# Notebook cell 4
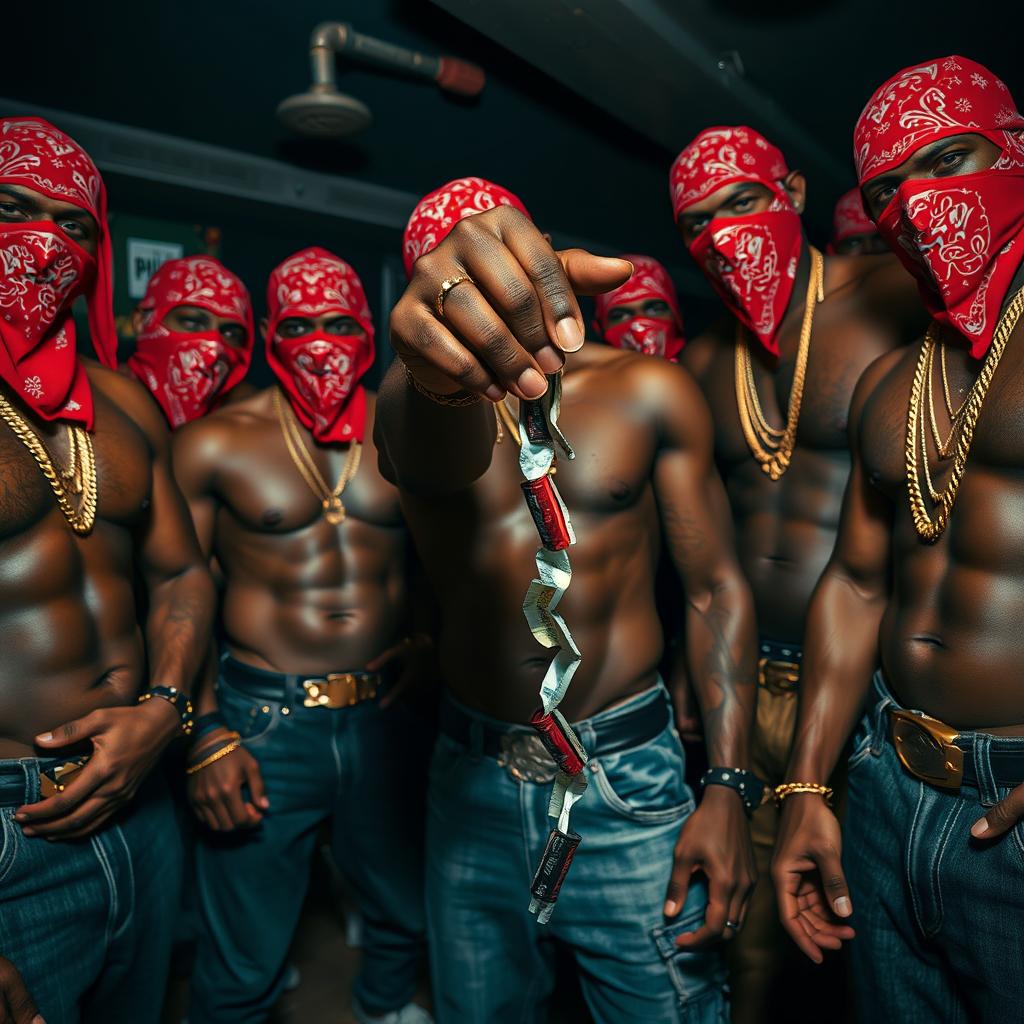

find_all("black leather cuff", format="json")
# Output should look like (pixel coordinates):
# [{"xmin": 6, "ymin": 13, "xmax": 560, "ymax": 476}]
[{"xmin": 700, "ymin": 767, "xmax": 769, "ymax": 818}]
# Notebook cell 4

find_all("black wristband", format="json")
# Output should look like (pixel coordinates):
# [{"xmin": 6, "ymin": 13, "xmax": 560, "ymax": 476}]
[
  {"xmin": 138, "ymin": 685, "xmax": 195, "ymax": 737},
  {"xmin": 193, "ymin": 712, "xmax": 229, "ymax": 742},
  {"xmin": 700, "ymin": 767, "xmax": 769, "ymax": 818}
]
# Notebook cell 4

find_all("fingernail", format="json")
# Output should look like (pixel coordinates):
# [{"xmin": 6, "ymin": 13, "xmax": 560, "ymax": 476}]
[
  {"xmin": 21, "ymin": 828, "xmax": 34, "ymax": 837},
  {"xmin": 33, "ymin": 1016, "xmax": 47, "ymax": 1024},
  {"xmin": 14, "ymin": 812, "xmax": 25, "ymax": 822},
  {"xmin": 36, "ymin": 732, "xmax": 52, "ymax": 742},
  {"xmin": 517, "ymin": 368, "xmax": 547, "ymax": 398},
  {"xmin": 485, "ymin": 384, "xmax": 506, "ymax": 403},
  {"xmin": 260, "ymin": 798, "xmax": 270, "ymax": 809},
  {"xmin": 663, "ymin": 901, "xmax": 678, "ymax": 917},
  {"xmin": 535, "ymin": 345, "xmax": 565, "ymax": 375},
  {"xmin": 554, "ymin": 318, "xmax": 584, "ymax": 353},
  {"xmin": 834, "ymin": 897, "xmax": 852, "ymax": 917},
  {"xmin": 971, "ymin": 818, "xmax": 989, "ymax": 837}
]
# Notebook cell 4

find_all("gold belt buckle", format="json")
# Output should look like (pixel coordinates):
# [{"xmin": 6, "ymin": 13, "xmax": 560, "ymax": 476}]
[
  {"xmin": 497, "ymin": 733, "xmax": 558, "ymax": 785},
  {"xmin": 889, "ymin": 708, "xmax": 963, "ymax": 790},
  {"xmin": 757, "ymin": 658, "xmax": 801, "ymax": 694},
  {"xmin": 39, "ymin": 758, "xmax": 89, "ymax": 798},
  {"xmin": 302, "ymin": 673, "xmax": 378, "ymax": 709}
]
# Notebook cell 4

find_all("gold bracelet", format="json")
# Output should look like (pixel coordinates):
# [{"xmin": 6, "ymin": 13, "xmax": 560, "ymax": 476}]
[
  {"xmin": 774, "ymin": 782, "xmax": 834, "ymax": 807},
  {"xmin": 189, "ymin": 729, "xmax": 241, "ymax": 760},
  {"xmin": 186, "ymin": 739, "xmax": 241, "ymax": 776},
  {"xmin": 404, "ymin": 364, "xmax": 482, "ymax": 407}
]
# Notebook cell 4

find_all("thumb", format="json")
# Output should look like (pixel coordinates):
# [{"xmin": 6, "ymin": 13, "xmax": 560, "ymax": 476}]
[
  {"xmin": 244, "ymin": 757, "xmax": 270, "ymax": 811},
  {"xmin": 972, "ymin": 783, "xmax": 1024, "ymax": 840},
  {"xmin": 557, "ymin": 250, "xmax": 633, "ymax": 297},
  {"xmin": 814, "ymin": 847, "xmax": 852, "ymax": 918},
  {"xmin": 36, "ymin": 711, "xmax": 100, "ymax": 748}
]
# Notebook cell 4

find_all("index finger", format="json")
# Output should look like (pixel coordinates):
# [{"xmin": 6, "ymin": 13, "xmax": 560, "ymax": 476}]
[{"xmin": 15, "ymin": 760, "xmax": 104, "ymax": 823}]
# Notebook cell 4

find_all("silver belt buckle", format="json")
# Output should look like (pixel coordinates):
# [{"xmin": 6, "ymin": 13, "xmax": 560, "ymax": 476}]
[{"xmin": 497, "ymin": 732, "xmax": 557, "ymax": 784}]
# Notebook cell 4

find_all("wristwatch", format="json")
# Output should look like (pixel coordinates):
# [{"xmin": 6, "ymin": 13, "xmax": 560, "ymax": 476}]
[
  {"xmin": 138, "ymin": 685, "xmax": 195, "ymax": 737},
  {"xmin": 700, "ymin": 767, "xmax": 770, "ymax": 818}
]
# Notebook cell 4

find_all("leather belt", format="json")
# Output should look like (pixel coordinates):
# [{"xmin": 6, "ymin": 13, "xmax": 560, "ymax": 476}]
[
  {"xmin": 441, "ymin": 690, "xmax": 670, "ymax": 785},
  {"xmin": 888, "ymin": 707, "xmax": 1024, "ymax": 791},
  {"xmin": 0, "ymin": 756, "xmax": 91, "ymax": 806},
  {"xmin": 221, "ymin": 655, "xmax": 380, "ymax": 710},
  {"xmin": 758, "ymin": 659, "xmax": 800, "ymax": 695}
]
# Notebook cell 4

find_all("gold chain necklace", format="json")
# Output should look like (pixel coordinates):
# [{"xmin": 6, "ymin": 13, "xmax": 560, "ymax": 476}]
[
  {"xmin": 0, "ymin": 392, "xmax": 97, "ymax": 535},
  {"xmin": 273, "ymin": 389, "xmax": 361, "ymax": 525},
  {"xmin": 906, "ymin": 287, "xmax": 1024, "ymax": 542},
  {"xmin": 734, "ymin": 246, "xmax": 825, "ymax": 480}
]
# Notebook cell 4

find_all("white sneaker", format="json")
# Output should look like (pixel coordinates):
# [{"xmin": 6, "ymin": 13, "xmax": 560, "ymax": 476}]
[{"xmin": 351, "ymin": 998, "xmax": 433, "ymax": 1024}]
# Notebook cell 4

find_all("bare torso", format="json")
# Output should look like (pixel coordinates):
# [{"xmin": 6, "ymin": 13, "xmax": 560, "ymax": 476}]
[
  {"xmin": 400, "ymin": 344, "xmax": 671, "ymax": 722},
  {"xmin": 684, "ymin": 253, "xmax": 918, "ymax": 642},
  {"xmin": 182, "ymin": 388, "xmax": 407, "ymax": 675},
  {"xmin": 0, "ymin": 368, "xmax": 155, "ymax": 757},
  {"xmin": 860, "ymin": 319, "xmax": 1024, "ymax": 732}
]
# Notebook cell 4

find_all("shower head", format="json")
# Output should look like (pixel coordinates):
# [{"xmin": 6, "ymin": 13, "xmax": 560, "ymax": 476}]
[
  {"xmin": 278, "ymin": 22, "xmax": 485, "ymax": 139},
  {"xmin": 277, "ymin": 84, "xmax": 372, "ymax": 138}
]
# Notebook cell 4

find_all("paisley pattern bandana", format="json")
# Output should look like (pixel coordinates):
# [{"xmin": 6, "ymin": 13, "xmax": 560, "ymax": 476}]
[
  {"xmin": 671, "ymin": 126, "xmax": 801, "ymax": 355},
  {"xmin": 265, "ymin": 247, "xmax": 375, "ymax": 443},
  {"xmin": 855, "ymin": 56, "xmax": 1024, "ymax": 356},
  {"xmin": 828, "ymin": 187, "xmax": 878, "ymax": 251},
  {"xmin": 402, "ymin": 176, "xmax": 531, "ymax": 277},
  {"xmin": 128, "ymin": 256, "xmax": 254, "ymax": 427},
  {"xmin": 0, "ymin": 117, "xmax": 117, "ymax": 428},
  {"xmin": 593, "ymin": 254, "xmax": 685, "ymax": 360}
]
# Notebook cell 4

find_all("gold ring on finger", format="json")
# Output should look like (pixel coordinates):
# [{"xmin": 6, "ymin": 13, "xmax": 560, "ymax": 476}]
[{"xmin": 435, "ymin": 275, "xmax": 474, "ymax": 319}]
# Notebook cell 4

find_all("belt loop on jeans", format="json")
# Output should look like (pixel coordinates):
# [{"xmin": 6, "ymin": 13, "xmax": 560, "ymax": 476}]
[
  {"xmin": 869, "ymin": 674, "xmax": 892, "ymax": 756},
  {"xmin": 972, "ymin": 735, "xmax": 999, "ymax": 807}
]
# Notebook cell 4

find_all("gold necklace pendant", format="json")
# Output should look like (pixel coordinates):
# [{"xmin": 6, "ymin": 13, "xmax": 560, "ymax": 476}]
[
  {"xmin": 734, "ymin": 246, "xmax": 825, "ymax": 480},
  {"xmin": 323, "ymin": 496, "xmax": 346, "ymax": 525},
  {"xmin": 905, "ymin": 288, "xmax": 1024, "ymax": 542}
]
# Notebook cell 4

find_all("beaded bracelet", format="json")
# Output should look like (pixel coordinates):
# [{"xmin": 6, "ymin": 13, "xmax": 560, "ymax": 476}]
[{"xmin": 774, "ymin": 782, "xmax": 835, "ymax": 807}]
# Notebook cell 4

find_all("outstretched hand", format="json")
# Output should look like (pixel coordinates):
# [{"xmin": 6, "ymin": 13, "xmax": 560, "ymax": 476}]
[{"xmin": 391, "ymin": 205, "xmax": 632, "ymax": 400}]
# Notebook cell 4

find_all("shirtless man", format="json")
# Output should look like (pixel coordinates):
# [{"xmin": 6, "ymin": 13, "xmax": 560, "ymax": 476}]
[
  {"xmin": 592, "ymin": 254, "xmax": 686, "ymax": 360},
  {"xmin": 772, "ymin": 56, "xmax": 1024, "ymax": 1023},
  {"xmin": 173, "ymin": 247, "xmax": 430, "ymax": 1024},
  {"xmin": 125, "ymin": 254, "xmax": 255, "ymax": 429},
  {"xmin": 670, "ymin": 126, "xmax": 923, "ymax": 1022},
  {"xmin": 827, "ymin": 188, "xmax": 888, "ymax": 257},
  {"xmin": 0, "ymin": 117, "xmax": 214, "ymax": 1023},
  {"xmin": 377, "ymin": 177, "xmax": 757, "ymax": 1024}
]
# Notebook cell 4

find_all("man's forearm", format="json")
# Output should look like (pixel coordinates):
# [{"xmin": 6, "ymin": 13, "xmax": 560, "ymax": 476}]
[
  {"xmin": 376, "ymin": 359, "xmax": 497, "ymax": 494},
  {"xmin": 686, "ymin": 578, "xmax": 757, "ymax": 767},
  {"xmin": 145, "ymin": 564, "xmax": 216, "ymax": 695},
  {"xmin": 786, "ymin": 567, "xmax": 886, "ymax": 781}
]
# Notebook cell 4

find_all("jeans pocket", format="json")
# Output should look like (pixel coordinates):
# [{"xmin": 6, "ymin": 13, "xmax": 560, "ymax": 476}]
[
  {"xmin": 591, "ymin": 730, "xmax": 694, "ymax": 825},
  {"xmin": 652, "ymin": 906, "xmax": 729, "ymax": 1023},
  {"xmin": 215, "ymin": 681, "xmax": 282, "ymax": 743},
  {"xmin": 0, "ymin": 808, "xmax": 22, "ymax": 885},
  {"xmin": 847, "ymin": 714, "xmax": 875, "ymax": 773}
]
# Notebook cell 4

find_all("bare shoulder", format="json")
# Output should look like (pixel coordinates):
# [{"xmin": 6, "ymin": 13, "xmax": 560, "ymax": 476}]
[
  {"xmin": 680, "ymin": 316, "xmax": 732, "ymax": 384},
  {"xmin": 172, "ymin": 387, "xmax": 274, "ymax": 480},
  {"xmin": 87, "ymin": 362, "xmax": 167, "ymax": 450},
  {"xmin": 851, "ymin": 345, "xmax": 914, "ymax": 426}
]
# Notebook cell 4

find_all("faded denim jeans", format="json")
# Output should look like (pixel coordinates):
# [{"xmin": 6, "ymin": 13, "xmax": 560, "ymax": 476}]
[
  {"xmin": 0, "ymin": 766, "xmax": 181, "ymax": 1024},
  {"xmin": 427, "ymin": 682, "xmax": 727, "ymax": 1024},
  {"xmin": 844, "ymin": 672, "xmax": 1024, "ymax": 1022}
]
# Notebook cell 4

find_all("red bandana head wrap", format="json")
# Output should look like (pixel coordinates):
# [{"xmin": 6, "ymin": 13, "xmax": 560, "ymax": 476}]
[
  {"xmin": 855, "ymin": 56, "xmax": 1024, "ymax": 357},
  {"xmin": 0, "ymin": 117, "xmax": 117, "ymax": 429},
  {"xmin": 828, "ymin": 187, "xmax": 878, "ymax": 252},
  {"xmin": 402, "ymin": 176, "xmax": 531, "ymax": 277},
  {"xmin": 670, "ymin": 126, "xmax": 802, "ymax": 355},
  {"xmin": 128, "ymin": 256, "xmax": 253, "ymax": 428},
  {"xmin": 266, "ymin": 247, "xmax": 374, "ymax": 444},
  {"xmin": 593, "ymin": 254, "xmax": 685, "ymax": 360}
]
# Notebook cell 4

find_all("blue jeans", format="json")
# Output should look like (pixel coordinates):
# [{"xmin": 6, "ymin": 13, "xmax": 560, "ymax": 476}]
[
  {"xmin": 189, "ymin": 657, "xmax": 429, "ymax": 1024},
  {"xmin": 0, "ymin": 765, "xmax": 181, "ymax": 1024},
  {"xmin": 427, "ymin": 683, "xmax": 727, "ymax": 1024},
  {"xmin": 844, "ymin": 672, "xmax": 1024, "ymax": 1022}
]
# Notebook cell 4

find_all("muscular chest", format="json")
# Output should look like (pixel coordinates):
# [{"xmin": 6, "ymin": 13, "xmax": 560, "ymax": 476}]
[
  {"xmin": 215, "ymin": 424, "xmax": 403, "ymax": 538},
  {"xmin": 0, "ymin": 395, "xmax": 151, "ymax": 540}
]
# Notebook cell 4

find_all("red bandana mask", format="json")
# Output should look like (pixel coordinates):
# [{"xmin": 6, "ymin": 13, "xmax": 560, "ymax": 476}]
[
  {"xmin": 128, "ymin": 256, "xmax": 253, "ymax": 427},
  {"xmin": 0, "ymin": 117, "xmax": 117, "ymax": 428},
  {"xmin": 266, "ymin": 247, "xmax": 374, "ymax": 443},
  {"xmin": 670, "ymin": 126, "xmax": 801, "ymax": 355},
  {"xmin": 403, "ymin": 176, "xmax": 531, "ymax": 278},
  {"xmin": 855, "ymin": 56, "xmax": 1024, "ymax": 358},
  {"xmin": 593, "ymin": 254, "xmax": 685, "ymax": 360},
  {"xmin": 827, "ymin": 187, "xmax": 878, "ymax": 253}
]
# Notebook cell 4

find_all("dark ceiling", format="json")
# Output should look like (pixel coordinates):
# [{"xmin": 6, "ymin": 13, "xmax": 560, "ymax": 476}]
[{"xmin": 2, "ymin": 0, "xmax": 1017, "ymax": 275}]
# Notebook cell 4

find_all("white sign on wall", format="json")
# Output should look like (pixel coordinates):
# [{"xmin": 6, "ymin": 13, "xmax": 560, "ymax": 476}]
[{"xmin": 126, "ymin": 238, "xmax": 185, "ymax": 299}]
